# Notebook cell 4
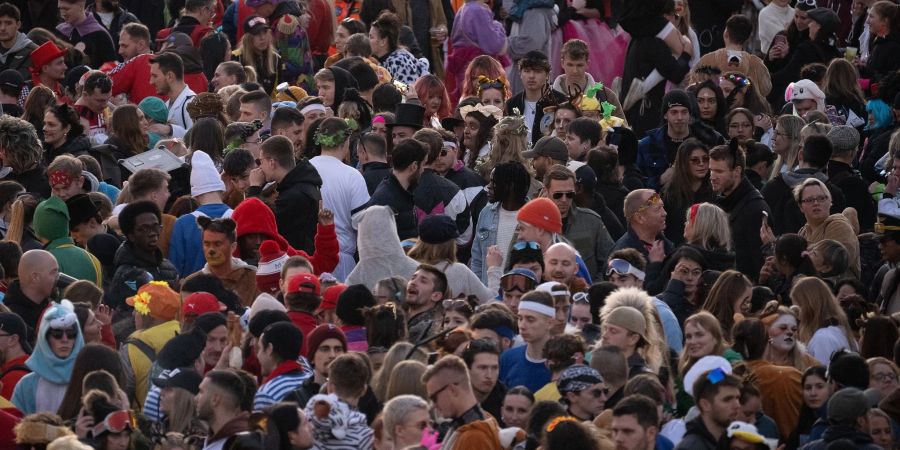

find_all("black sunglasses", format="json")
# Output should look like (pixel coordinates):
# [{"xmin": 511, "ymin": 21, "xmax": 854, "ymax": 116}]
[
  {"xmin": 48, "ymin": 328, "xmax": 77, "ymax": 340},
  {"xmin": 551, "ymin": 191, "xmax": 575, "ymax": 200}
]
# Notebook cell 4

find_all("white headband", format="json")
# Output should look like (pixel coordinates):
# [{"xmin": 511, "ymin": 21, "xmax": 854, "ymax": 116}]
[
  {"xmin": 518, "ymin": 301, "xmax": 555, "ymax": 317},
  {"xmin": 442, "ymin": 140, "xmax": 458, "ymax": 150},
  {"xmin": 300, "ymin": 103, "xmax": 327, "ymax": 115}
]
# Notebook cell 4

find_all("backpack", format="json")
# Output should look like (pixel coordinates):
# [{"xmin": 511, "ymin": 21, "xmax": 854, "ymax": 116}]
[{"xmin": 119, "ymin": 337, "xmax": 164, "ymax": 402}]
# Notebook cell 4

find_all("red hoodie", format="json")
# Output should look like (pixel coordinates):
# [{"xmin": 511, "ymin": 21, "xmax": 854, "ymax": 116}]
[{"xmin": 231, "ymin": 198, "xmax": 339, "ymax": 274}]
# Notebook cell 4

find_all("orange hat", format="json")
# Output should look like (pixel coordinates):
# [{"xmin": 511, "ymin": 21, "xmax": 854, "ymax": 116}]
[
  {"xmin": 516, "ymin": 198, "xmax": 562, "ymax": 234},
  {"xmin": 126, "ymin": 281, "xmax": 181, "ymax": 321},
  {"xmin": 30, "ymin": 41, "xmax": 67, "ymax": 76}
]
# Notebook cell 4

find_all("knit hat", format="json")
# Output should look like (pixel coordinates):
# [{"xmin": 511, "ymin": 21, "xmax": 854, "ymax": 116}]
[
  {"xmin": 683, "ymin": 355, "xmax": 733, "ymax": 397},
  {"xmin": 418, "ymin": 215, "xmax": 459, "ymax": 244},
  {"xmin": 126, "ymin": 281, "xmax": 181, "ymax": 321},
  {"xmin": 157, "ymin": 329, "xmax": 206, "ymax": 369},
  {"xmin": 517, "ymin": 198, "xmax": 562, "ymax": 234},
  {"xmin": 65, "ymin": 193, "xmax": 100, "ymax": 229},
  {"xmin": 190, "ymin": 150, "xmax": 226, "ymax": 197},
  {"xmin": 248, "ymin": 292, "xmax": 287, "ymax": 319},
  {"xmin": 806, "ymin": 8, "xmax": 840, "ymax": 36},
  {"xmin": 256, "ymin": 240, "xmax": 288, "ymax": 295},
  {"xmin": 827, "ymin": 388, "xmax": 869, "ymax": 426},
  {"xmin": 306, "ymin": 324, "xmax": 348, "ymax": 358},
  {"xmin": 139, "ymin": 97, "xmax": 169, "ymax": 124},
  {"xmin": 604, "ymin": 306, "xmax": 647, "ymax": 343},
  {"xmin": 826, "ymin": 125, "xmax": 860, "ymax": 155},
  {"xmin": 791, "ymin": 79, "xmax": 826, "ymax": 113},
  {"xmin": 182, "ymin": 292, "xmax": 224, "ymax": 320},
  {"xmin": 193, "ymin": 312, "xmax": 227, "ymax": 335},
  {"xmin": 827, "ymin": 350, "xmax": 870, "ymax": 389},
  {"xmin": 33, "ymin": 196, "xmax": 70, "ymax": 241},
  {"xmin": 275, "ymin": 86, "xmax": 308, "ymax": 103},
  {"xmin": 287, "ymin": 273, "xmax": 321, "ymax": 296},
  {"xmin": 557, "ymin": 364, "xmax": 603, "ymax": 394},
  {"xmin": 336, "ymin": 284, "xmax": 376, "ymax": 327},
  {"xmin": 318, "ymin": 284, "xmax": 347, "ymax": 314},
  {"xmin": 662, "ymin": 89, "xmax": 693, "ymax": 115}
]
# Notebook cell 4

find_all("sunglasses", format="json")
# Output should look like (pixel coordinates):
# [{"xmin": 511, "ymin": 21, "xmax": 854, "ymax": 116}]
[
  {"xmin": 572, "ymin": 292, "xmax": 590, "ymax": 305},
  {"xmin": 500, "ymin": 274, "xmax": 536, "ymax": 293},
  {"xmin": 588, "ymin": 387, "xmax": 610, "ymax": 398},
  {"xmin": 551, "ymin": 191, "xmax": 575, "ymax": 200},
  {"xmin": 513, "ymin": 241, "xmax": 541, "ymax": 251},
  {"xmin": 48, "ymin": 328, "xmax": 77, "ymax": 340}
]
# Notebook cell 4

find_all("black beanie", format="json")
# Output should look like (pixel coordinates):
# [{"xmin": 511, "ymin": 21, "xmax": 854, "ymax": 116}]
[
  {"xmin": 249, "ymin": 309, "xmax": 291, "ymax": 338},
  {"xmin": 193, "ymin": 312, "xmax": 227, "ymax": 335},
  {"xmin": 661, "ymin": 89, "xmax": 694, "ymax": 115},
  {"xmin": 336, "ymin": 284, "xmax": 376, "ymax": 326},
  {"xmin": 828, "ymin": 350, "xmax": 870, "ymax": 390},
  {"xmin": 157, "ymin": 329, "xmax": 207, "ymax": 370}
]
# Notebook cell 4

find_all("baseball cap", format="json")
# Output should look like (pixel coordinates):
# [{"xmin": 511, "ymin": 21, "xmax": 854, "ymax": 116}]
[
  {"xmin": 523, "ymin": 136, "xmax": 567, "ymax": 161},
  {"xmin": 287, "ymin": 273, "xmax": 321, "ymax": 296},
  {"xmin": 182, "ymin": 292, "xmax": 225, "ymax": 319},
  {"xmin": 0, "ymin": 313, "xmax": 31, "ymax": 353},
  {"xmin": 152, "ymin": 368, "xmax": 203, "ymax": 395},
  {"xmin": 0, "ymin": 69, "xmax": 24, "ymax": 92}
]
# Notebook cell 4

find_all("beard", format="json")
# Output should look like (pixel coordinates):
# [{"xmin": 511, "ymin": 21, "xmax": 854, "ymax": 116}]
[{"xmin": 197, "ymin": 398, "xmax": 214, "ymax": 421}]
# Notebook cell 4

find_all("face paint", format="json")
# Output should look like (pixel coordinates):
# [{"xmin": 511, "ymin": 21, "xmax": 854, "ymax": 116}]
[{"xmin": 768, "ymin": 314, "xmax": 798, "ymax": 352}]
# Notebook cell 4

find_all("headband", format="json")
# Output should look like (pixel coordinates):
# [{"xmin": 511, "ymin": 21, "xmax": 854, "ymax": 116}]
[
  {"xmin": 518, "ymin": 301, "xmax": 555, "ymax": 317},
  {"xmin": 494, "ymin": 326, "xmax": 516, "ymax": 340},
  {"xmin": 442, "ymin": 140, "xmax": 458, "ymax": 150},
  {"xmin": 372, "ymin": 115, "xmax": 386, "ymax": 125},
  {"xmin": 689, "ymin": 203, "xmax": 701, "ymax": 225},
  {"xmin": 459, "ymin": 103, "xmax": 503, "ymax": 121},
  {"xmin": 49, "ymin": 170, "xmax": 74, "ymax": 187},
  {"xmin": 300, "ymin": 103, "xmax": 327, "ymax": 115}
]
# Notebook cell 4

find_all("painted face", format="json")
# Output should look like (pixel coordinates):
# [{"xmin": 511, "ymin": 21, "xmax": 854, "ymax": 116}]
[
  {"xmin": 768, "ymin": 314, "xmax": 798, "ymax": 352},
  {"xmin": 202, "ymin": 230, "xmax": 233, "ymax": 267}
]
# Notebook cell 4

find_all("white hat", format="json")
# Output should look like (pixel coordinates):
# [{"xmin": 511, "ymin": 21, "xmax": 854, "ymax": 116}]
[
  {"xmin": 790, "ymin": 79, "xmax": 826, "ymax": 114},
  {"xmin": 536, "ymin": 281, "xmax": 570, "ymax": 298},
  {"xmin": 190, "ymin": 150, "xmax": 226, "ymax": 197},
  {"xmin": 683, "ymin": 355, "xmax": 733, "ymax": 397}
]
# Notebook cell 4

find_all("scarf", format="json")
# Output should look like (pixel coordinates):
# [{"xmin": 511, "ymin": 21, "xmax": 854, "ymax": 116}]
[
  {"xmin": 261, "ymin": 360, "xmax": 305, "ymax": 385},
  {"xmin": 56, "ymin": 14, "xmax": 107, "ymax": 40}
]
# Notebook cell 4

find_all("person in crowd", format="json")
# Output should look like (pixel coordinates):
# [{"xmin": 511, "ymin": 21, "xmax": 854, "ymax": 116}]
[
  {"xmin": 687, "ymin": 81, "xmax": 727, "ymax": 136},
  {"xmin": 358, "ymin": 132, "xmax": 391, "ymax": 195},
  {"xmin": 662, "ymin": 139, "xmax": 714, "ymax": 245},
  {"xmin": 692, "ymin": 15, "xmax": 772, "ymax": 97},
  {"xmin": 611, "ymin": 394, "xmax": 660, "ymax": 450},
  {"xmin": 801, "ymin": 387, "xmax": 882, "ymax": 449},
  {"xmin": 793, "ymin": 178, "xmax": 860, "ymax": 276},
  {"xmin": 791, "ymin": 277, "xmax": 858, "ymax": 364},
  {"xmin": 12, "ymin": 300, "xmax": 85, "ymax": 414},
  {"xmin": 303, "ymin": 353, "xmax": 374, "ymax": 448},
  {"xmin": 861, "ymin": 1, "xmax": 900, "ymax": 82},
  {"xmin": 196, "ymin": 370, "xmax": 260, "ymax": 449},
  {"xmin": 499, "ymin": 290, "xmax": 553, "ymax": 392},
  {"xmin": 599, "ymin": 290, "xmax": 665, "ymax": 376},
  {"xmin": 0, "ymin": 4, "xmax": 38, "ymax": 80},
  {"xmin": 254, "ymin": 321, "xmax": 310, "ymax": 411},
  {"xmin": 289, "ymin": 324, "xmax": 346, "ymax": 407},
  {"xmin": 234, "ymin": 16, "xmax": 279, "ymax": 94},
  {"xmin": 404, "ymin": 265, "xmax": 449, "ymax": 342},
  {"xmin": 613, "ymin": 189, "xmax": 674, "ymax": 286},
  {"xmin": 681, "ymin": 202, "xmax": 735, "ymax": 272},
  {"xmin": 55, "ymin": 0, "xmax": 116, "ymax": 67},
  {"xmin": 182, "ymin": 217, "xmax": 257, "ymax": 306},
  {"xmin": 0, "ymin": 312, "xmax": 32, "ymax": 401},
  {"xmin": 471, "ymin": 161, "xmax": 531, "ymax": 281},
  {"xmin": 108, "ymin": 23, "xmax": 154, "ymax": 103},
  {"xmin": 345, "ymin": 204, "xmax": 419, "ymax": 289},
  {"xmin": 461, "ymin": 338, "xmax": 504, "ymax": 421},
  {"xmin": 42, "ymin": 104, "xmax": 90, "ymax": 165},
  {"xmin": 0, "ymin": 116, "xmax": 50, "ymax": 198},
  {"xmin": 675, "ymin": 368, "xmax": 742, "ymax": 450},
  {"xmin": 368, "ymin": 11, "xmax": 427, "ymax": 85},
  {"xmin": 827, "ymin": 125, "xmax": 875, "ymax": 232},
  {"xmin": 106, "ymin": 104, "xmax": 149, "ymax": 158},
  {"xmin": 557, "ymin": 364, "xmax": 607, "ymax": 422},
  {"xmin": 382, "ymin": 394, "xmax": 431, "ymax": 449},
  {"xmin": 282, "ymin": 273, "xmax": 321, "ymax": 354},
  {"xmin": 148, "ymin": 52, "xmax": 195, "ymax": 138},
  {"xmin": 3, "ymin": 250, "xmax": 57, "ymax": 339},
  {"xmin": 771, "ymin": 8, "xmax": 841, "ymax": 108},
  {"xmin": 759, "ymin": 303, "xmax": 819, "ymax": 371}
]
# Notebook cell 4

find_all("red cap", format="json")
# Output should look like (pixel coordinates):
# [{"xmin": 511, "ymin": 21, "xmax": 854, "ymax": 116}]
[
  {"xmin": 317, "ymin": 284, "xmax": 347, "ymax": 313},
  {"xmin": 30, "ymin": 42, "xmax": 67, "ymax": 75},
  {"xmin": 287, "ymin": 273, "xmax": 321, "ymax": 296},
  {"xmin": 182, "ymin": 292, "xmax": 224, "ymax": 318}
]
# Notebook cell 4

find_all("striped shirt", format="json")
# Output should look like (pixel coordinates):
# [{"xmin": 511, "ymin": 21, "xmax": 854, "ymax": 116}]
[{"xmin": 253, "ymin": 370, "xmax": 312, "ymax": 411}]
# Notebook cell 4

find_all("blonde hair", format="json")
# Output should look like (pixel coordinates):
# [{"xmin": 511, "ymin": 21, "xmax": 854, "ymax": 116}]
[
  {"xmin": 770, "ymin": 115, "xmax": 805, "ymax": 180},
  {"xmin": 790, "ymin": 277, "xmax": 857, "ymax": 348},
  {"xmin": 678, "ymin": 311, "xmax": 727, "ymax": 377},
  {"xmin": 47, "ymin": 154, "xmax": 84, "ymax": 178},
  {"xmin": 701, "ymin": 270, "xmax": 751, "ymax": 339},
  {"xmin": 372, "ymin": 342, "xmax": 427, "ymax": 403},
  {"xmin": 238, "ymin": 32, "xmax": 278, "ymax": 76},
  {"xmin": 165, "ymin": 386, "xmax": 199, "ymax": 434},
  {"xmin": 792, "ymin": 177, "xmax": 831, "ymax": 203},
  {"xmin": 686, "ymin": 202, "xmax": 732, "ymax": 251},
  {"xmin": 385, "ymin": 360, "xmax": 428, "ymax": 400},
  {"xmin": 481, "ymin": 115, "xmax": 530, "ymax": 180},
  {"xmin": 598, "ymin": 287, "xmax": 665, "ymax": 373}
]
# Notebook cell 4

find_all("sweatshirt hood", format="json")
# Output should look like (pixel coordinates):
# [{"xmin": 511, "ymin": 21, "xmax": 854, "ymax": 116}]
[
  {"xmin": 27, "ymin": 300, "xmax": 85, "ymax": 384},
  {"xmin": 165, "ymin": 33, "xmax": 204, "ymax": 74},
  {"xmin": 781, "ymin": 168, "xmax": 827, "ymax": 188},
  {"xmin": 278, "ymin": 160, "xmax": 323, "ymax": 192},
  {"xmin": 0, "ymin": 33, "xmax": 34, "ymax": 62},
  {"xmin": 33, "ymin": 196, "xmax": 70, "ymax": 241},
  {"xmin": 232, "ymin": 197, "xmax": 290, "ymax": 252},
  {"xmin": 354, "ymin": 205, "xmax": 408, "ymax": 259}
]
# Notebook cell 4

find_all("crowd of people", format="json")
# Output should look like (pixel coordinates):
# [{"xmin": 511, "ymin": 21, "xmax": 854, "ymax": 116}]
[{"xmin": 0, "ymin": 0, "xmax": 899, "ymax": 449}]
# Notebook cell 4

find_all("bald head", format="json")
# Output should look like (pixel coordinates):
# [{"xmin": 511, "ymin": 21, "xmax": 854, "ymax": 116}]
[
  {"xmin": 544, "ymin": 243, "xmax": 578, "ymax": 285},
  {"xmin": 18, "ymin": 250, "xmax": 58, "ymax": 300}
]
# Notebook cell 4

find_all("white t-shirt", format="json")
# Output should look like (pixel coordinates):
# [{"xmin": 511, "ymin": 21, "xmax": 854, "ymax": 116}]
[
  {"xmin": 496, "ymin": 207, "xmax": 518, "ymax": 267},
  {"xmin": 309, "ymin": 155, "xmax": 370, "ymax": 277},
  {"xmin": 523, "ymin": 100, "xmax": 537, "ymax": 143}
]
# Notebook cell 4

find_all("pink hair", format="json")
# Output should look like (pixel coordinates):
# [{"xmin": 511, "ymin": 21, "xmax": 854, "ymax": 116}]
[
  {"xmin": 460, "ymin": 55, "xmax": 510, "ymax": 103},
  {"xmin": 415, "ymin": 74, "xmax": 452, "ymax": 119}
]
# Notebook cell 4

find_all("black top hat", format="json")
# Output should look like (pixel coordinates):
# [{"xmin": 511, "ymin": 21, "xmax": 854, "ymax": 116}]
[
  {"xmin": 388, "ymin": 103, "xmax": 425, "ymax": 130},
  {"xmin": 440, "ymin": 116, "xmax": 464, "ymax": 130}
]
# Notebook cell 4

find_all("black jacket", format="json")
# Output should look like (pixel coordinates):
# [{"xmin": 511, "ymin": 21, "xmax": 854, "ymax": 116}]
[
  {"xmin": 621, "ymin": 37, "xmax": 692, "ymax": 136},
  {"xmin": 689, "ymin": 0, "xmax": 743, "ymax": 55},
  {"xmin": 274, "ymin": 160, "xmax": 322, "ymax": 255},
  {"xmin": 799, "ymin": 424, "xmax": 882, "ymax": 450},
  {"xmin": 675, "ymin": 416, "xmax": 722, "ymax": 450},
  {"xmin": 864, "ymin": 32, "xmax": 900, "ymax": 82},
  {"xmin": 663, "ymin": 178, "xmax": 715, "ymax": 245},
  {"xmin": 761, "ymin": 168, "xmax": 847, "ymax": 235},
  {"xmin": 368, "ymin": 174, "xmax": 417, "ymax": 240},
  {"xmin": 770, "ymin": 41, "xmax": 840, "ymax": 109},
  {"xmin": 89, "ymin": 6, "xmax": 139, "ymax": 51},
  {"xmin": 506, "ymin": 89, "xmax": 567, "ymax": 146},
  {"xmin": 658, "ymin": 278, "xmax": 695, "ymax": 329},
  {"xmin": 3, "ymin": 281, "xmax": 50, "ymax": 345},
  {"xmin": 861, "ymin": 123, "xmax": 898, "ymax": 184},
  {"xmin": 105, "ymin": 241, "xmax": 179, "ymax": 311},
  {"xmin": 45, "ymin": 135, "xmax": 92, "ymax": 166},
  {"xmin": 596, "ymin": 181, "xmax": 629, "ymax": 228},
  {"xmin": 717, "ymin": 177, "xmax": 770, "ymax": 281},
  {"xmin": 828, "ymin": 160, "xmax": 876, "ymax": 232},
  {"xmin": 4, "ymin": 165, "xmax": 50, "ymax": 199},
  {"xmin": 686, "ymin": 244, "xmax": 735, "ymax": 272},
  {"xmin": 361, "ymin": 161, "xmax": 391, "ymax": 195},
  {"xmin": 55, "ymin": 26, "xmax": 117, "ymax": 68}
]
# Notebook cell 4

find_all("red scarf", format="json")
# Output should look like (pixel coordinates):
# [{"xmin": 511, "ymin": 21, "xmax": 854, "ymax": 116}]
[{"xmin": 261, "ymin": 360, "xmax": 305, "ymax": 385}]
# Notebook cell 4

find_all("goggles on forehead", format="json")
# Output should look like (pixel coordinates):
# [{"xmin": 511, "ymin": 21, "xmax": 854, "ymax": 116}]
[
  {"xmin": 606, "ymin": 259, "xmax": 646, "ymax": 281},
  {"xmin": 92, "ymin": 410, "xmax": 135, "ymax": 437}
]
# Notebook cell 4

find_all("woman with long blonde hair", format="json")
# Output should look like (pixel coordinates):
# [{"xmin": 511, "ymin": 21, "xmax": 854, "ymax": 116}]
[
  {"xmin": 770, "ymin": 115, "xmax": 805, "ymax": 179},
  {"xmin": 371, "ymin": 342, "xmax": 427, "ymax": 403},
  {"xmin": 234, "ymin": 15, "xmax": 280, "ymax": 94},
  {"xmin": 790, "ymin": 277, "xmax": 858, "ymax": 364},
  {"xmin": 385, "ymin": 360, "xmax": 428, "ymax": 400}
]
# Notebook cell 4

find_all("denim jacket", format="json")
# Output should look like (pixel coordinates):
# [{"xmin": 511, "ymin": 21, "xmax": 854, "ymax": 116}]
[{"xmin": 471, "ymin": 202, "xmax": 502, "ymax": 283}]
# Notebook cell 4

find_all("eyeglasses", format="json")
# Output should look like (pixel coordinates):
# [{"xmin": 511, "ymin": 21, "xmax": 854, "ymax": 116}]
[
  {"xmin": 501, "ymin": 274, "xmax": 536, "ymax": 293},
  {"xmin": 873, "ymin": 372, "xmax": 899, "ymax": 382},
  {"xmin": 427, "ymin": 382, "xmax": 457, "ymax": 403},
  {"xmin": 551, "ymin": 191, "xmax": 575, "ymax": 200},
  {"xmin": 513, "ymin": 241, "xmax": 541, "ymax": 251},
  {"xmin": 607, "ymin": 259, "xmax": 646, "ymax": 281},
  {"xmin": 800, "ymin": 195, "xmax": 829, "ymax": 205},
  {"xmin": 689, "ymin": 156, "xmax": 710, "ymax": 166},
  {"xmin": 587, "ymin": 387, "xmax": 610, "ymax": 398},
  {"xmin": 48, "ymin": 328, "xmax": 77, "ymax": 340}
]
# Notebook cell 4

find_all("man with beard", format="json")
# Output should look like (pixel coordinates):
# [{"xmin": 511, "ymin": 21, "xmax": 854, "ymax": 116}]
[
  {"xmin": 612, "ymin": 395, "xmax": 660, "ymax": 450},
  {"xmin": 270, "ymin": 107, "xmax": 304, "ymax": 154},
  {"xmin": 544, "ymin": 243, "xmax": 580, "ymax": 290},
  {"xmin": 284, "ymin": 324, "xmax": 347, "ymax": 407},
  {"xmin": 0, "ymin": 4, "xmax": 37, "ymax": 80},
  {"xmin": 405, "ymin": 265, "xmax": 449, "ymax": 342},
  {"xmin": 523, "ymin": 136, "xmax": 567, "ymax": 185},
  {"xmin": 183, "ymin": 217, "xmax": 258, "ymax": 307},
  {"xmin": 55, "ymin": 0, "xmax": 117, "ymax": 67},
  {"xmin": 3, "ymin": 251, "xmax": 57, "ymax": 342},
  {"xmin": 197, "ymin": 370, "xmax": 263, "ymax": 450},
  {"xmin": 366, "ymin": 138, "xmax": 428, "ymax": 240},
  {"xmin": 709, "ymin": 144, "xmax": 769, "ymax": 280},
  {"xmin": 0, "ymin": 312, "xmax": 31, "ymax": 400},
  {"xmin": 471, "ymin": 161, "xmax": 531, "ymax": 283},
  {"xmin": 29, "ymin": 41, "xmax": 68, "ymax": 100},
  {"xmin": 109, "ymin": 23, "xmax": 155, "ymax": 103},
  {"xmin": 87, "ymin": 0, "xmax": 138, "ymax": 49},
  {"xmin": 149, "ymin": 52, "xmax": 195, "ymax": 138},
  {"xmin": 558, "ymin": 364, "xmax": 608, "ymax": 421},
  {"xmin": 462, "ymin": 339, "xmax": 504, "ymax": 422},
  {"xmin": 676, "ymin": 370, "xmax": 742, "ymax": 450}
]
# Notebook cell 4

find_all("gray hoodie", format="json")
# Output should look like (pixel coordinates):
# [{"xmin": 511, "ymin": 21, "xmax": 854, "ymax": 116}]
[
  {"xmin": 0, "ymin": 33, "xmax": 37, "ymax": 80},
  {"xmin": 346, "ymin": 205, "xmax": 419, "ymax": 291}
]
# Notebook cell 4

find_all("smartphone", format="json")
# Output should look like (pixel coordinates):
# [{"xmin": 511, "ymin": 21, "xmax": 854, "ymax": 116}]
[{"xmin": 772, "ymin": 34, "xmax": 787, "ymax": 49}]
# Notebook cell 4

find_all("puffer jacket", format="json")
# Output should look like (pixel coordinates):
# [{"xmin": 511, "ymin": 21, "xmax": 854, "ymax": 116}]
[{"xmin": 106, "ymin": 241, "xmax": 179, "ymax": 311}]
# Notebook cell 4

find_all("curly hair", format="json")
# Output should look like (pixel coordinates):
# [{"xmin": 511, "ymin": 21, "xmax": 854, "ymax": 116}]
[{"xmin": 0, "ymin": 116, "xmax": 42, "ymax": 173}]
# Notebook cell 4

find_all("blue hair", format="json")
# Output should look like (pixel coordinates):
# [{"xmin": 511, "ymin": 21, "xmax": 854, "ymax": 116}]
[{"xmin": 866, "ymin": 99, "xmax": 894, "ymax": 131}]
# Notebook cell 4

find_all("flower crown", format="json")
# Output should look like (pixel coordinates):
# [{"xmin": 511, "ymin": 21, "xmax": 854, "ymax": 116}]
[
  {"xmin": 133, "ymin": 281, "xmax": 171, "ymax": 316},
  {"xmin": 722, "ymin": 73, "xmax": 751, "ymax": 88},
  {"xmin": 545, "ymin": 416, "xmax": 578, "ymax": 433}
]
